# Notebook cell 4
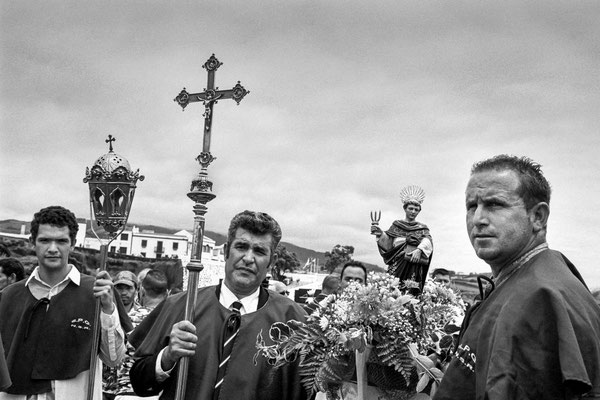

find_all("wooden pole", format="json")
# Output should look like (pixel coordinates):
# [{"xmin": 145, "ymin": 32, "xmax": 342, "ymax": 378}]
[{"xmin": 86, "ymin": 244, "xmax": 109, "ymax": 400}]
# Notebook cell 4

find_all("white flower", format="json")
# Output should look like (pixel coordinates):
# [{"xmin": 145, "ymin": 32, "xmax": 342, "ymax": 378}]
[{"xmin": 319, "ymin": 316, "xmax": 329, "ymax": 330}]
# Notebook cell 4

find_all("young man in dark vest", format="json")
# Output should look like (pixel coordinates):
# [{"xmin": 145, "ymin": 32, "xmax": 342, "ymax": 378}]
[{"xmin": 0, "ymin": 205, "xmax": 126, "ymax": 400}]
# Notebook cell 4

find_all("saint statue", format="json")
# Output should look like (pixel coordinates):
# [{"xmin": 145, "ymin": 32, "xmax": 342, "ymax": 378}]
[{"xmin": 371, "ymin": 185, "xmax": 433, "ymax": 289}]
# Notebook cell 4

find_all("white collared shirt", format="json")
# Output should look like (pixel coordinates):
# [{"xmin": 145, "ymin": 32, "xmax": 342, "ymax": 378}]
[
  {"xmin": 0, "ymin": 265, "xmax": 125, "ymax": 400},
  {"xmin": 219, "ymin": 282, "xmax": 260, "ymax": 315}
]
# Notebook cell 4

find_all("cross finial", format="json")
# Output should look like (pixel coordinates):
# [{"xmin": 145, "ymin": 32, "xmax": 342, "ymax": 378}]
[{"xmin": 105, "ymin": 135, "xmax": 116, "ymax": 152}]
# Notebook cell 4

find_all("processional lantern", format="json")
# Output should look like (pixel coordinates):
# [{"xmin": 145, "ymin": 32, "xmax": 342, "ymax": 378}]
[
  {"xmin": 84, "ymin": 134, "xmax": 144, "ymax": 236},
  {"xmin": 82, "ymin": 134, "xmax": 143, "ymax": 400}
]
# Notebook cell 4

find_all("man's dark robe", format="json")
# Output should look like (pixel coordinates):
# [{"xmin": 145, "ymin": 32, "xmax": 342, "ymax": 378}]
[
  {"xmin": 377, "ymin": 220, "xmax": 432, "ymax": 289},
  {"xmin": 0, "ymin": 332, "xmax": 10, "ymax": 391},
  {"xmin": 434, "ymin": 249, "xmax": 600, "ymax": 400},
  {"xmin": 129, "ymin": 285, "xmax": 308, "ymax": 400}
]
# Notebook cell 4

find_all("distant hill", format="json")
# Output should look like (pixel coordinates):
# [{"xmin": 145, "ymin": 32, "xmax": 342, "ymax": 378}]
[{"xmin": 0, "ymin": 219, "xmax": 30, "ymax": 235}]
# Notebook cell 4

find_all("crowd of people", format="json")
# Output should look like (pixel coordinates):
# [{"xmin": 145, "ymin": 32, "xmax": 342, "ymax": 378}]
[{"xmin": 1, "ymin": 154, "xmax": 599, "ymax": 399}]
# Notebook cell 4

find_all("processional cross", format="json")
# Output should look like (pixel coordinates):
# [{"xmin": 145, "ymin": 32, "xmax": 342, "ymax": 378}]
[
  {"xmin": 172, "ymin": 54, "xmax": 249, "ymax": 400},
  {"xmin": 174, "ymin": 54, "xmax": 249, "ymax": 156}
]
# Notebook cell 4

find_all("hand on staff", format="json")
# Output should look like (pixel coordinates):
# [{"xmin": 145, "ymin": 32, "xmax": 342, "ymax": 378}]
[
  {"xmin": 94, "ymin": 270, "xmax": 115, "ymax": 314},
  {"xmin": 161, "ymin": 321, "xmax": 197, "ymax": 371}
]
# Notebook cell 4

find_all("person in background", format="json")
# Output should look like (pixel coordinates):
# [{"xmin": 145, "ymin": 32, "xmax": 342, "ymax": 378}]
[
  {"xmin": 434, "ymin": 155, "xmax": 600, "ymax": 400},
  {"xmin": 139, "ymin": 270, "xmax": 169, "ymax": 310},
  {"xmin": 103, "ymin": 270, "xmax": 142, "ymax": 399},
  {"xmin": 113, "ymin": 271, "xmax": 139, "ymax": 313},
  {"xmin": 0, "ymin": 244, "xmax": 10, "ymax": 259},
  {"xmin": 129, "ymin": 210, "xmax": 308, "ymax": 400},
  {"xmin": 340, "ymin": 260, "xmax": 367, "ymax": 288},
  {"xmin": 431, "ymin": 268, "xmax": 451, "ymax": 287},
  {"xmin": 0, "ymin": 258, "xmax": 25, "ymax": 291},
  {"xmin": 303, "ymin": 274, "xmax": 341, "ymax": 314},
  {"xmin": 0, "ymin": 205, "xmax": 125, "ymax": 400},
  {"xmin": 136, "ymin": 268, "xmax": 152, "ymax": 305},
  {"xmin": 107, "ymin": 271, "xmax": 170, "ymax": 400}
]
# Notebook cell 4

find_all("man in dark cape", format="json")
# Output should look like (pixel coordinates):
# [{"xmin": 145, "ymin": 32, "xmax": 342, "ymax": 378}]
[
  {"xmin": 0, "ymin": 333, "xmax": 10, "ymax": 391},
  {"xmin": 435, "ymin": 155, "xmax": 600, "ymax": 399},
  {"xmin": 128, "ymin": 210, "xmax": 308, "ymax": 400}
]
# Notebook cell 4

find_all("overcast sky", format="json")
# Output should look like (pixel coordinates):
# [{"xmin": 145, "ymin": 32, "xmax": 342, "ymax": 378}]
[{"xmin": 2, "ymin": 1, "xmax": 599, "ymax": 287}]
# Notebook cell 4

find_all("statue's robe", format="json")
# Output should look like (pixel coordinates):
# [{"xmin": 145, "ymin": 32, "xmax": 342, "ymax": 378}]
[{"xmin": 377, "ymin": 220, "xmax": 433, "ymax": 289}]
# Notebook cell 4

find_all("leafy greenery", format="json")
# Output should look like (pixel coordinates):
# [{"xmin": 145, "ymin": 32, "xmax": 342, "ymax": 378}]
[
  {"xmin": 255, "ymin": 273, "xmax": 465, "ymax": 399},
  {"xmin": 324, "ymin": 244, "xmax": 355, "ymax": 273}
]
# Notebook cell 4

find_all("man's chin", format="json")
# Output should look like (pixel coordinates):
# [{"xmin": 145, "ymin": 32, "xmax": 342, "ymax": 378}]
[
  {"xmin": 229, "ymin": 275, "xmax": 260, "ymax": 292},
  {"xmin": 474, "ymin": 247, "xmax": 498, "ymax": 262},
  {"xmin": 42, "ymin": 260, "xmax": 66, "ymax": 268}
]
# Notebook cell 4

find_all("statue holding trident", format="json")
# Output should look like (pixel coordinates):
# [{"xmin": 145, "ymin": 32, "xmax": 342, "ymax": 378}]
[{"xmin": 371, "ymin": 185, "xmax": 433, "ymax": 290}]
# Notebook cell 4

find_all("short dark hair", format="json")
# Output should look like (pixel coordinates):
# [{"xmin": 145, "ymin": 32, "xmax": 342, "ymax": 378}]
[
  {"xmin": 0, "ymin": 258, "xmax": 25, "ymax": 282},
  {"xmin": 142, "ymin": 269, "xmax": 168, "ymax": 297},
  {"xmin": 471, "ymin": 155, "xmax": 551, "ymax": 211},
  {"xmin": 226, "ymin": 210, "xmax": 282, "ymax": 256},
  {"xmin": 321, "ymin": 274, "xmax": 341, "ymax": 294},
  {"xmin": 30, "ymin": 206, "xmax": 79, "ymax": 244},
  {"xmin": 432, "ymin": 268, "xmax": 450, "ymax": 277},
  {"xmin": 0, "ymin": 243, "xmax": 11, "ymax": 257},
  {"xmin": 340, "ymin": 261, "xmax": 367, "ymax": 283}
]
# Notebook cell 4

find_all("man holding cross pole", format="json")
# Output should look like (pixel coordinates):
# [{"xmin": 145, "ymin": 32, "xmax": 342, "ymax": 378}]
[
  {"xmin": 129, "ymin": 55, "xmax": 306, "ymax": 399},
  {"xmin": 129, "ymin": 211, "xmax": 308, "ymax": 400}
]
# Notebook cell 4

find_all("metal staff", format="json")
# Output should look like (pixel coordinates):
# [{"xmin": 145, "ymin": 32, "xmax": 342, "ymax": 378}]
[
  {"xmin": 83, "ymin": 135, "xmax": 144, "ymax": 400},
  {"xmin": 173, "ymin": 54, "xmax": 248, "ymax": 400}
]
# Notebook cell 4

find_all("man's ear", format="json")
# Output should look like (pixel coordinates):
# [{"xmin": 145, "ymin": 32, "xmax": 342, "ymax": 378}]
[
  {"xmin": 530, "ymin": 202, "xmax": 550, "ymax": 233},
  {"xmin": 270, "ymin": 253, "xmax": 279, "ymax": 268},
  {"xmin": 224, "ymin": 243, "xmax": 229, "ymax": 260}
]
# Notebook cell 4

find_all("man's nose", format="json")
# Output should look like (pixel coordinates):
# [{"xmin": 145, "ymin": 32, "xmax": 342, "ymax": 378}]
[
  {"xmin": 471, "ymin": 205, "xmax": 488, "ymax": 226},
  {"xmin": 47, "ymin": 241, "xmax": 59, "ymax": 252},
  {"xmin": 242, "ymin": 250, "xmax": 255, "ymax": 263}
]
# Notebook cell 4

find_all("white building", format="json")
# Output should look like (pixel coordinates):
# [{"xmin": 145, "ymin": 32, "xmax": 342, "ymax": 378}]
[{"xmin": 82, "ymin": 225, "xmax": 225, "ymax": 265}]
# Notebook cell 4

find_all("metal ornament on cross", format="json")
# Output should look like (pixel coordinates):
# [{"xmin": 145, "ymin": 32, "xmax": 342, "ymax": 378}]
[
  {"xmin": 173, "ymin": 54, "xmax": 249, "ymax": 400},
  {"xmin": 82, "ymin": 135, "xmax": 144, "ymax": 400}
]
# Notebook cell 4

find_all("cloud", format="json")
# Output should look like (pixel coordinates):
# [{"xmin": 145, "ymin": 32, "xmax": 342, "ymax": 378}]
[{"xmin": 2, "ymin": 0, "xmax": 599, "ymax": 287}]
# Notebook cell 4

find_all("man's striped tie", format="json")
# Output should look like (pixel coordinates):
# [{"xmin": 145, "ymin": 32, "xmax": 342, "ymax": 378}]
[{"xmin": 213, "ymin": 301, "xmax": 243, "ymax": 398}]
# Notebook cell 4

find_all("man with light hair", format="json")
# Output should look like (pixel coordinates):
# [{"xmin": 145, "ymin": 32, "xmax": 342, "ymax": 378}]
[{"xmin": 435, "ymin": 155, "xmax": 600, "ymax": 399}]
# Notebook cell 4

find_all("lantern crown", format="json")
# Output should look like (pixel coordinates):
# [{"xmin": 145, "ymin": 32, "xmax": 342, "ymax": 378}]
[{"xmin": 84, "ymin": 136, "xmax": 144, "ymax": 235}]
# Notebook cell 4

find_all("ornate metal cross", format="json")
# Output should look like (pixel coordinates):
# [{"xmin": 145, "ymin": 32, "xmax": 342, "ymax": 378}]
[
  {"xmin": 172, "ymin": 54, "xmax": 248, "ymax": 400},
  {"xmin": 174, "ymin": 54, "xmax": 249, "ymax": 156}
]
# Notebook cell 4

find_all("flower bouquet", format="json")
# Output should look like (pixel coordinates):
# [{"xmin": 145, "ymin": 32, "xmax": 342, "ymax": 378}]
[{"xmin": 255, "ymin": 272, "xmax": 464, "ymax": 400}]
